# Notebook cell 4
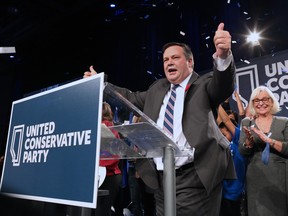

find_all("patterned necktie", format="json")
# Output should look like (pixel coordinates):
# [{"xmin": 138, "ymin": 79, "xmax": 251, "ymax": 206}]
[{"xmin": 163, "ymin": 84, "xmax": 179, "ymax": 137}]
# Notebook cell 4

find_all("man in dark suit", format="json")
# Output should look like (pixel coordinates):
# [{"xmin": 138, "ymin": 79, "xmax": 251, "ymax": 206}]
[{"xmin": 84, "ymin": 22, "xmax": 236, "ymax": 216}]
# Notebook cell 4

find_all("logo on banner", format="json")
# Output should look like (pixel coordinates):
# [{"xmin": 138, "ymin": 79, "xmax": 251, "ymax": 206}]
[
  {"xmin": 10, "ymin": 121, "xmax": 92, "ymax": 166},
  {"xmin": 235, "ymin": 64, "xmax": 260, "ymax": 108},
  {"xmin": 10, "ymin": 125, "xmax": 25, "ymax": 166},
  {"xmin": 235, "ymin": 58, "xmax": 288, "ymax": 112}
]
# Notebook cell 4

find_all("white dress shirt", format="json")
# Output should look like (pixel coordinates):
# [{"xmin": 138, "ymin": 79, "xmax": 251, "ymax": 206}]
[
  {"xmin": 153, "ymin": 53, "xmax": 233, "ymax": 170},
  {"xmin": 154, "ymin": 74, "xmax": 194, "ymax": 170}
]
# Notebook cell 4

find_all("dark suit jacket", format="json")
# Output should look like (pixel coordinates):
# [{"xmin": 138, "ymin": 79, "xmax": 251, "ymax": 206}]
[{"xmin": 107, "ymin": 61, "xmax": 237, "ymax": 194}]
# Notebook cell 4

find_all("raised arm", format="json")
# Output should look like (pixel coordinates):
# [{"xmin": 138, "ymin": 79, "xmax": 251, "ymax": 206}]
[
  {"xmin": 234, "ymin": 90, "xmax": 245, "ymax": 118},
  {"xmin": 83, "ymin": 65, "xmax": 97, "ymax": 78},
  {"xmin": 218, "ymin": 104, "xmax": 236, "ymax": 136}
]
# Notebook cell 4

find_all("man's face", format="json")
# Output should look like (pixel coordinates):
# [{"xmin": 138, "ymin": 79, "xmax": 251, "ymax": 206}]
[{"xmin": 163, "ymin": 45, "xmax": 193, "ymax": 84}]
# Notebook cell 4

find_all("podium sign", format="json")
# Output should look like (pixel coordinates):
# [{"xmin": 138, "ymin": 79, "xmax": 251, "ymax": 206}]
[{"xmin": 0, "ymin": 73, "xmax": 104, "ymax": 208}]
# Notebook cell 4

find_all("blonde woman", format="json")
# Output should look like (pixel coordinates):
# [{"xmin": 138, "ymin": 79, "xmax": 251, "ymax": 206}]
[{"xmin": 239, "ymin": 85, "xmax": 288, "ymax": 216}]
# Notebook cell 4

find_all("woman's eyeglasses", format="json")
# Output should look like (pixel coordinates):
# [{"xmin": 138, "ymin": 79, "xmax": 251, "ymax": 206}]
[{"xmin": 253, "ymin": 97, "xmax": 271, "ymax": 104}]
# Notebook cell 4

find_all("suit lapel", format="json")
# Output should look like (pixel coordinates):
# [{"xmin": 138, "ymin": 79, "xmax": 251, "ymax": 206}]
[
  {"xmin": 149, "ymin": 81, "xmax": 170, "ymax": 121},
  {"xmin": 185, "ymin": 72, "xmax": 199, "ymax": 97}
]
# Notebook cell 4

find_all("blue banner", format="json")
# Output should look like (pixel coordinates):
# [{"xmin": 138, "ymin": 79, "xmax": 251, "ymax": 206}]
[
  {"xmin": 0, "ymin": 73, "xmax": 104, "ymax": 208},
  {"xmin": 232, "ymin": 49, "xmax": 288, "ymax": 117}
]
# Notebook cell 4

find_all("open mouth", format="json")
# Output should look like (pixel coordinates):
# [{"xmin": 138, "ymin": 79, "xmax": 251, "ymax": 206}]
[{"xmin": 168, "ymin": 68, "xmax": 177, "ymax": 72}]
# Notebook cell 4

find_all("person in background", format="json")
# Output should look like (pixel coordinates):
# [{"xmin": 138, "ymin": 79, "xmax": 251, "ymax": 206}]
[
  {"xmin": 128, "ymin": 158, "xmax": 156, "ymax": 216},
  {"xmin": 127, "ymin": 116, "xmax": 156, "ymax": 216},
  {"xmin": 217, "ymin": 104, "xmax": 247, "ymax": 216},
  {"xmin": 96, "ymin": 101, "xmax": 123, "ymax": 216},
  {"xmin": 244, "ymin": 101, "xmax": 253, "ymax": 119},
  {"xmin": 233, "ymin": 90, "xmax": 246, "ymax": 121},
  {"xmin": 239, "ymin": 85, "xmax": 288, "ymax": 216},
  {"xmin": 221, "ymin": 89, "xmax": 246, "ymax": 125}
]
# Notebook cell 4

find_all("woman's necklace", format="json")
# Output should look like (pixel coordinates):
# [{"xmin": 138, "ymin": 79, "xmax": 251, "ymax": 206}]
[{"xmin": 255, "ymin": 116, "xmax": 273, "ymax": 134}]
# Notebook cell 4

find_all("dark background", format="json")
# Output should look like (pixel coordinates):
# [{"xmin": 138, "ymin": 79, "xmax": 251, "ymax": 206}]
[{"xmin": 1, "ymin": 0, "xmax": 288, "ymax": 154}]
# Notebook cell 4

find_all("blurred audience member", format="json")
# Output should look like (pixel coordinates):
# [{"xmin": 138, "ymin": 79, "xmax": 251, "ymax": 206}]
[
  {"xmin": 218, "ymin": 105, "xmax": 247, "ymax": 216},
  {"xmin": 94, "ymin": 102, "xmax": 122, "ymax": 216}
]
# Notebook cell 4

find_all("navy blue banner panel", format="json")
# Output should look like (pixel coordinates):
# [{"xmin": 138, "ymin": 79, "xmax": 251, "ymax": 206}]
[
  {"xmin": 0, "ymin": 73, "xmax": 104, "ymax": 208},
  {"xmin": 232, "ymin": 49, "xmax": 288, "ymax": 117}
]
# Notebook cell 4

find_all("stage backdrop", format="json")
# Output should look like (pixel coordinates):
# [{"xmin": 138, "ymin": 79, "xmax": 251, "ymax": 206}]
[
  {"xmin": 231, "ymin": 49, "xmax": 288, "ymax": 117},
  {"xmin": 0, "ymin": 73, "xmax": 104, "ymax": 208}
]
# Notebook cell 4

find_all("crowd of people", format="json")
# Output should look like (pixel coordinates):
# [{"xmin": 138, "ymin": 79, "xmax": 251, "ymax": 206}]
[{"xmin": 216, "ymin": 85, "xmax": 288, "ymax": 216}]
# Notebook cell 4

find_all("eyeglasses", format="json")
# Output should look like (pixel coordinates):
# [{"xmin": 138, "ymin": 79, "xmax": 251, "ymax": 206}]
[{"xmin": 253, "ymin": 97, "xmax": 271, "ymax": 104}]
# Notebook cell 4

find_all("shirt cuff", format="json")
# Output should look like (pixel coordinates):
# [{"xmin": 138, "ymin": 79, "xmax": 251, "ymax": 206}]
[{"xmin": 212, "ymin": 51, "xmax": 233, "ymax": 71}]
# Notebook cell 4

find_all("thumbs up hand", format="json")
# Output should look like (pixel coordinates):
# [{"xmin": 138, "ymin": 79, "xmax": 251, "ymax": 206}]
[
  {"xmin": 214, "ymin": 22, "xmax": 231, "ymax": 59},
  {"xmin": 83, "ymin": 65, "xmax": 97, "ymax": 78}
]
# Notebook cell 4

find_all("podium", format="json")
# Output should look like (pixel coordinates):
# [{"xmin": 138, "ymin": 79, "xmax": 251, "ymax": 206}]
[
  {"xmin": 0, "ymin": 73, "xmax": 188, "ymax": 216},
  {"xmin": 98, "ymin": 83, "xmax": 189, "ymax": 216}
]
